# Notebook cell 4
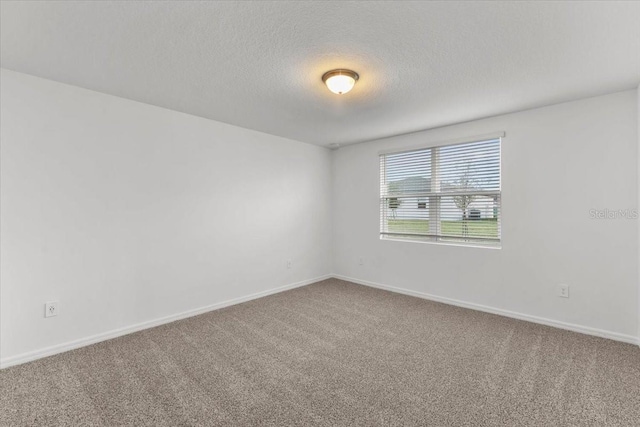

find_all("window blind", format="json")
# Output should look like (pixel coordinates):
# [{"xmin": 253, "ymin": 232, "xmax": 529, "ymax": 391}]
[{"xmin": 380, "ymin": 137, "xmax": 501, "ymax": 246}]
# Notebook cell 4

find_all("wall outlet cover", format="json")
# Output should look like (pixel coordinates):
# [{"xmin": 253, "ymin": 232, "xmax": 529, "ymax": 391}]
[
  {"xmin": 556, "ymin": 284, "xmax": 569, "ymax": 298},
  {"xmin": 45, "ymin": 301, "xmax": 59, "ymax": 318}
]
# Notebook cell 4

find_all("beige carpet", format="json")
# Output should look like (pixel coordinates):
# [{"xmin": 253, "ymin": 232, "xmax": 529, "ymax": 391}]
[{"xmin": 1, "ymin": 278, "xmax": 639, "ymax": 426}]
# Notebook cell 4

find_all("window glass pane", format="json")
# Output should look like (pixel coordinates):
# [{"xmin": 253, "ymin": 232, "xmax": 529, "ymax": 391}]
[
  {"xmin": 382, "ymin": 197, "xmax": 430, "ymax": 235},
  {"xmin": 384, "ymin": 149, "xmax": 431, "ymax": 195},
  {"xmin": 439, "ymin": 195, "xmax": 500, "ymax": 241},
  {"xmin": 439, "ymin": 139, "xmax": 500, "ymax": 192}
]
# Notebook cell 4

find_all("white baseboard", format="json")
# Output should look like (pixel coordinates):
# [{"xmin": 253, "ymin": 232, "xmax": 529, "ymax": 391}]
[
  {"xmin": 333, "ymin": 274, "xmax": 639, "ymax": 346},
  {"xmin": 0, "ymin": 275, "xmax": 332, "ymax": 369},
  {"xmin": 3, "ymin": 273, "xmax": 636, "ymax": 369}
]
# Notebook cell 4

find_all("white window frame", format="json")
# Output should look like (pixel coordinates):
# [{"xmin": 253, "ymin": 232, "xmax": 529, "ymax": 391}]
[{"xmin": 379, "ymin": 132, "xmax": 503, "ymax": 248}]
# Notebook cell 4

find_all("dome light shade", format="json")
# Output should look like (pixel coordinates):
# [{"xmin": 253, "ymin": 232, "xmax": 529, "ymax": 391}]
[{"xmin": 322, "ymin": 69, "xmax": 359, "ymax": 95}]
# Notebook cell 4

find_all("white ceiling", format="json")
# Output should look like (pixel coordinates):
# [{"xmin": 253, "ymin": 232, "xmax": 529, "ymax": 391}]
[{"xmin": 1, "ymin": 1, "xmax": 639, "ymax": 147}]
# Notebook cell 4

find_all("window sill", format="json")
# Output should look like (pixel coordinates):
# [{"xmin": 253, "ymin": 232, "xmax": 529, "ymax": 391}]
[{"xmin": 380, "ymin": 235, "xmax": 501, "ymax": 249}]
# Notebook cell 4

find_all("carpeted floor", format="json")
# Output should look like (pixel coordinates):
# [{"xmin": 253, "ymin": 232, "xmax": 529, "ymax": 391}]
[{"xmin": 1, "ymin": 278, "xmax": 639, "ymax": 426}]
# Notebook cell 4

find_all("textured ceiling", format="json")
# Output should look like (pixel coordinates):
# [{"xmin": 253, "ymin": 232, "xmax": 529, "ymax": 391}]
[{"xmin": 1, "ymin": 1, "xmax": 639, "ymax": 147}]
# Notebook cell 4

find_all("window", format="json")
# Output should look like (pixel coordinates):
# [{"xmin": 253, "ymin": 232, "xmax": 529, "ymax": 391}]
[{"xmin": 380, "ymin": 135, "xmax": 501, "ymax": 246}]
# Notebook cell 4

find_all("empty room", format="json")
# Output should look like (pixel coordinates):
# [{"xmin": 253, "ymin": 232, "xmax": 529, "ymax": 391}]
[{"xmin": 1, "ymin": 1, "xmax": 640, "ymax": 425}]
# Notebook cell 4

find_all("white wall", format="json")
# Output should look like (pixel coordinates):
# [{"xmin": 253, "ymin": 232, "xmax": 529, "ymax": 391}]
[
  {"xmin": 333, "ymin": 90, "xmax": 639, "ymax": 341},
  {"xmin": 0, "ymin": 69, "xmax": 332, "ymax": 364},
  {"xmin": 1, "ymin": 70, "xmax": 638, "ymax": 367}
]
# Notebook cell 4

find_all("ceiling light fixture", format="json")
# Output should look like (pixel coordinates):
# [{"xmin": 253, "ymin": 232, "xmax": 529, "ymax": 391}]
[{"xmin": 322, "ymin": 69, "xmax": 359, "ymax": 95}]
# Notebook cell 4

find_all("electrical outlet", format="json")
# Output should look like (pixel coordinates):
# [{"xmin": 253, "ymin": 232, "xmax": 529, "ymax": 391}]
[
  {"xmin": 45, "ymin": 301, "xmax": 59, "ymax": 318},
  {"xmin": 286, "ymin": 259, "xmax": 292, "ymax": 269},
  {"xmin": 358, "ymin": 257, "xmax": 364, "ymax": 266},
  {"xmin": 556, "ymin": 284, "xmax": 569, "ymax": 298}
]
